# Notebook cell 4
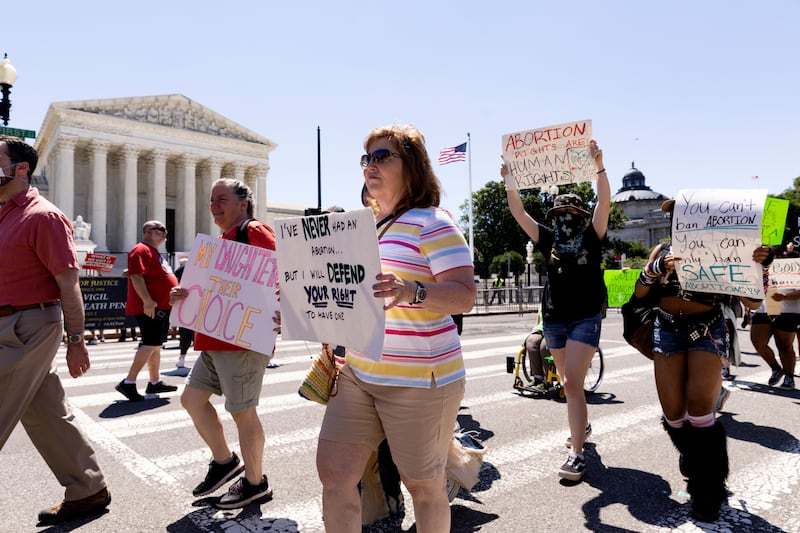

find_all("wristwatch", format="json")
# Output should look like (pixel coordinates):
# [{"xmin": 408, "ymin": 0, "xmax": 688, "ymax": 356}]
[
  {"xmin": 67, "ymin": 333, "xmax": 83, "ymax": 344},
  {"xmin": 410, "ymin": 282, "xmax": 427, "ymax": 305}
]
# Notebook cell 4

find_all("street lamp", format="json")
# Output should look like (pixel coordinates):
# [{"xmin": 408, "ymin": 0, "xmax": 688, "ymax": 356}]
[
  {"xmin": 0, "ymin": 53, "xmax": 17, "ymax": 126},
  {"xmin": 525, "ymin": 240, "xmax": 534, "ymax": 287}
]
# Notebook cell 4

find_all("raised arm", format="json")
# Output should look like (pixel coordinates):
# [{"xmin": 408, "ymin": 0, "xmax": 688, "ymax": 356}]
[
  {"xmin": 501, "ymin": 163, "xmax": 540, "ymax": 243},
  {"xmin": 590, "ymin": 140, "xmax": 610, "ymax": 239}
]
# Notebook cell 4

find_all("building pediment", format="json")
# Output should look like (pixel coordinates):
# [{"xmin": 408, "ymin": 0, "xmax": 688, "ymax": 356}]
[{"xmin": 48, "ymin": 94, "xmax": 274, "ymax": 147}]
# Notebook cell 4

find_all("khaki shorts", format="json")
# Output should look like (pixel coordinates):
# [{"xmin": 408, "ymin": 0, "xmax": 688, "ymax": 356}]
[
  {"xmin": 186, "ymin": 350, "xmax": 266, "ymax": 413},
  {"xmin": 319, "ymin": 364, "xmax": 465, "ymax": 480}
]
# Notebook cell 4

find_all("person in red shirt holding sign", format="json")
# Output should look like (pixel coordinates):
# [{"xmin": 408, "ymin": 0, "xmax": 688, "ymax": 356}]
[
  {"xmin": 170, "ymin": 178, "xmax": 277, "ymax": 509},
  {"xmin": 115, "ymin": 220, "xmax": 179, "ymax": 401}
]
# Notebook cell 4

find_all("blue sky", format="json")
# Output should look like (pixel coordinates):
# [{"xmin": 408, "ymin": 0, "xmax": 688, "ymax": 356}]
[{"xmin": 5, "ymin": 1, "xmax": 798, "ymax": 220}]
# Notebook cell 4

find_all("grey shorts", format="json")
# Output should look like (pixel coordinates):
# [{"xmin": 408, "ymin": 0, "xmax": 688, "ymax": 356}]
[{"xmin": 186, "ymin": 350, "xmax": 267, "ymax": 413}]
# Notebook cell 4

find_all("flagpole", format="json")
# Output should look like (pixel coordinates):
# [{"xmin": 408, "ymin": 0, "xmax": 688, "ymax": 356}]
[{"xmin": 467, "ymin": 132, "xmax": 474, "ymax": 262}]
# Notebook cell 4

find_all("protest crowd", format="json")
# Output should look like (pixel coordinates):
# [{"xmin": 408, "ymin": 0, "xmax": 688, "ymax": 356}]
[{"xmin": 2, "ymin": 119, "xmax": 799, "ymax": 533}]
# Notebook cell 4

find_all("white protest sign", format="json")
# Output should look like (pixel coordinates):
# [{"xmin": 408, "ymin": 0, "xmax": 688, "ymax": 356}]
[
  {"xmin": 275, "ymin": 208, "xmax": 385, "ymax": 356},
  {"xmin": 672, "ymin": 189, "xmax": 768, "ymax": 298},
  {"xmin": 171, "ymin": 234, "xmax": 280, "ymax": 355},
  {"xmin": 768, "ymin": 258, "xmax": 800, "ymax": 290},
  {"xmin": 501, "ymin": 120, "xmax": 593, "ymax": 191}
]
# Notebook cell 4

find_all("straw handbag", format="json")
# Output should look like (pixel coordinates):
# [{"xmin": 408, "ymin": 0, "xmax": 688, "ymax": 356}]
[{"xmin": 298, "ymin": 343, "xmax": 341, "ymax": 405}]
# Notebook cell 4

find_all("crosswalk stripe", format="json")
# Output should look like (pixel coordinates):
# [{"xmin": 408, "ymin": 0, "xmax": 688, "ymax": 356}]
[{"xmin": 45, "ymin": 333, "xmax": 798, "ymax": 531}]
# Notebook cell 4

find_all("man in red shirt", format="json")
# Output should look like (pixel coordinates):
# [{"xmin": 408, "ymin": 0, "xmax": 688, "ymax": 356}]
[
  {"xmin": 170, "ymin": 178, "xmax": 276, "ymax": 509},
  {"xmin": 115, "ymin": 220, "xmax": 179, "ymax": 401},
  {"xmin": 0, "ymin": 136, "xmax": 110, "ymax": 525}
]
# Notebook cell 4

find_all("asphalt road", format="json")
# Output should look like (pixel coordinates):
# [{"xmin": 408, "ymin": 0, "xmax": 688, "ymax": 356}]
[{"xmin": 2, "ymin": 310, "xmax": 799, "ymax": 532}]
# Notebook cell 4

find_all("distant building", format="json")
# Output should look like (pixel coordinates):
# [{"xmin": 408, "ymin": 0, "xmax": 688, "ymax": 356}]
[
  {"xmin": 32, "ymin": 94, "xmax": 304, "ymax": 261},
  {"xmin": 608, "ymin": 162, "xmax": 670, "ymax": 250}
]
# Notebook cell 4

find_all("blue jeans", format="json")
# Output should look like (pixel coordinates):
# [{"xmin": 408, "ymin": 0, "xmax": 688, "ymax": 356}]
[
  {"xmin": 543, "ymin": 313, "xmax": 602, "ymax": 349},
  {"xmin": 653, "ymin": 313, "xmax": 728, "ymax": 357}
]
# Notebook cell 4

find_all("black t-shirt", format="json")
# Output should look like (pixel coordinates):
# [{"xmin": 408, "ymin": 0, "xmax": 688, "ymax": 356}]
[{"xmin": 536, "ymin": 222, "xmax": 606, "ymax": 323}]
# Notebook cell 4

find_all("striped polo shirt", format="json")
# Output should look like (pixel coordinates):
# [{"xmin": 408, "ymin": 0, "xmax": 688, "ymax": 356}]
[{"xmin": 347, "ymin": 207, "xmax": 473, "ymax": 388}]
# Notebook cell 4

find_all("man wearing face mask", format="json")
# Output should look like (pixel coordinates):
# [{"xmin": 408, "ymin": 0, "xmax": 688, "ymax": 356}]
[{"xmin": 0, "ymin": 136, "xmax": 110, "ymax": 525}]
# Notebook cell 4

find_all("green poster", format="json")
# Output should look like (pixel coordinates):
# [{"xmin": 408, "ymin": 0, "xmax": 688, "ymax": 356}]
[
  {"xmin": 604, "ymin": 269, "xmax": 640, "ymax": 307},
  {"xmin": 762, "ymin": 197, "xmax": 789, "ymax": 245}
]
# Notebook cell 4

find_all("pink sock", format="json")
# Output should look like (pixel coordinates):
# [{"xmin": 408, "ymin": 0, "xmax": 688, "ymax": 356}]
[{"xmin": 688, "ymin": 413, "xmax": 715, "ymax": 428}]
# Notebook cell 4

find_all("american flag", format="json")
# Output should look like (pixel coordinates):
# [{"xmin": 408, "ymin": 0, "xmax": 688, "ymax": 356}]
[{"xmin": 438, "ymin": 142, "xmax": 467, "ymax": 165}]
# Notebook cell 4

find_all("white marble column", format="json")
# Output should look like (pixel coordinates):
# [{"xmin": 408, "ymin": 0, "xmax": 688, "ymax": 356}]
[
  {"xmin": 55, "ymin": 135, "xmax": 79, "ymax": 220},
  {"xmin": 121, "ymin": 145, "xmax": 140, "ymax": 251},
  {"xmin": 205, "ymin": 158, "xmax": 223, "ymax": 234},
  {"xmin": 150, "ymin": 149, "xmax": 168, "ymax": 226},
  {"xmin": 232, "ymin": 162, "xmax": 245, "ymax": 184},
  {"xmin": 252, "ymin": 164, "xmax": 269, "ymax": 221},
  {"xmin": 89, "ymin": 140, "xmax": 110, "ymax": 252},
  {"xmin": 178, "ymin": 154, "xmax": 198, "ymax": 251}
]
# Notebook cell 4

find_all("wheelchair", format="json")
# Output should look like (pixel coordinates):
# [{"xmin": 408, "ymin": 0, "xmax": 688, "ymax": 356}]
[{"xmin": 506, "ymin": 334, "xmax": 604, "ymax": 399}]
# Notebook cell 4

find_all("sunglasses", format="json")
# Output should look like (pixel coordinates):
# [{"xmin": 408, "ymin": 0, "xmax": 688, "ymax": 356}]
[
  {"xmin": 149, "ymin": 226, "xmax": 167, "ymax": 232},
  {"xmin": 360, "ymin": 149, "xmax": 400, "ymax": 169}
]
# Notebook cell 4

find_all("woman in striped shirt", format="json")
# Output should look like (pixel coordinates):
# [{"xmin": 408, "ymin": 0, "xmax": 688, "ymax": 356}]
[{"xmin": 316, "ymin": 124, "xmax": 475, "ymax": 533}]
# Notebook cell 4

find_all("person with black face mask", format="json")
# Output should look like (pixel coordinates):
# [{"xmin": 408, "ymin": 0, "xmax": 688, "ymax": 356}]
[{"xmin": 501, "ymin": 140, "xmax": 609, "ymax": 483}]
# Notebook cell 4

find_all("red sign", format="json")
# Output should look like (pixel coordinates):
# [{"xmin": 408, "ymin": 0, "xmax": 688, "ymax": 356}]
[{"xmin": 83, "ymin": 253, "xmax": 116, "ymax": 272}]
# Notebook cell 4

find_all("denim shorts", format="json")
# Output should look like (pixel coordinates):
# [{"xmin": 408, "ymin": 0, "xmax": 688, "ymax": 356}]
[
  {"xmin": 543, "ymin": 312, "xmax": 602, "ymax": 350},
  {"xmin": 652, "ymin": 314, "xmax": 728, "ymax": 357}
]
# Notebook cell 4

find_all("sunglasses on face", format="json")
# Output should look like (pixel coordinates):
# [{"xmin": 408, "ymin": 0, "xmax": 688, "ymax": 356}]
[
  {"xmin": 149, "ymin": 226, "xmax": 167, "ymax": 232},
  {"xmin": 360, "ymin": 149, "xmax": 400, "ymax": 169}
]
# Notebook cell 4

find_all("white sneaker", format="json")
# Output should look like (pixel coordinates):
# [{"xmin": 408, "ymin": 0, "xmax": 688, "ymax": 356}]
[{"xmin": 176, "ymin": 356, "xmax": 186, "ymax": 368}]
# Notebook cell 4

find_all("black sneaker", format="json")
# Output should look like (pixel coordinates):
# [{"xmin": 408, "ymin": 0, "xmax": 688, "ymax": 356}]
[
  {"xmin": 558, "ymin": 454, "xmax": 586, "ymax": 482},
  {"xmin": 565, "ymin": 424, "xmax": 592, "ymax": 448},
  {"xmin": 192, "ymin": 453, "xmax": 245, "ymax": 497},
  {"xmin": 780, "ymin": 375, "xmax": 795, "ymax": 389},
  {"xmin": 215, "ymin": 475, "xmax": 273, "ymax": 509},
  {"xmin": 145, "ymin": 381, "xmax": 178, "ymax": 394},
  {"xmin": 768, "ymin": 367, "xmax": 783, "ymax": 386},
  {"xmin": 115, "ymin": 380, "xmax": 144, "ymax": 401}
]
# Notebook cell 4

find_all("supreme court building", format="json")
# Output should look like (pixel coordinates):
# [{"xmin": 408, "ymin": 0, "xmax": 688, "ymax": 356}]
[{"xmin": 33, "ymin": 94, "xmax": 300, "ymax": 262}]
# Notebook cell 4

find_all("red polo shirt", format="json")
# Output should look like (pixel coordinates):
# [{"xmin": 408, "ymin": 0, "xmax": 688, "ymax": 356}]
[
  {"xmin": 125, "ymin": 242, "xmax": 179, "ymax": 315},
  {"xmin": 0, "ymin": 187, "xmax": 78, "ymax": 306}
]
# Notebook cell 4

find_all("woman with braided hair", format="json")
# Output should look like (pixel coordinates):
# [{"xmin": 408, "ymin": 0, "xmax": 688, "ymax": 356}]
[{"xmin": 633, "ymin": 198, "xmax": 773, "ymax": 522}]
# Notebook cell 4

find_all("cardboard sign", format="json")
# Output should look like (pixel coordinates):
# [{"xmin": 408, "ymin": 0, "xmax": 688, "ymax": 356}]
[
  {"xmin": 672, "ymin": 189, "xmax": 768, "ymax": 299},
  {"xmin": 501, "ymin": 120, "xmax": 593, "ymax": 190},
  {"xmin": 768, "ymin": 258, "xmax": 800, "ymax": 290},
  {"xmin": 171, "ymin": 234, "xmax": 280, "ymax": 355},
  {"xmin": 82, "ymin": 253, "xmax": 116, "ymax": 272},
  {"xmin": 604, "ymin": 269, "xmax": 640, "ymax": 307},
  {"xmin": 275, "ymin": 209, "xmax": 385, "ymax": 357}
]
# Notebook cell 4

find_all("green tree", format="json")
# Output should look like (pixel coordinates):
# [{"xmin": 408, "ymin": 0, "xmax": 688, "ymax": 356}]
[
  {"xmin": 460, "ymin": 181, "xmax": 625, "ymax": 276},
  {"xmin": 489, "ymin": 251, "xmax": 525, "ymax": 280}
]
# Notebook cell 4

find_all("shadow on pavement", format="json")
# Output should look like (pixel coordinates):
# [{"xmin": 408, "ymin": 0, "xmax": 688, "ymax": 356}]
[
  {"xmin": 582, "ymin": 442, "xmax": 788, "ymax": 532},
  {"xmin": 586, "ymin": 392, "xmax": 624, "ymax": 406},
  {"xmin": 581, "ymin": 443, "xmax": 677, "ymax": 531},
  {"xmin": 98, "ymin": 398, "xmax": 171, "ymax": 418},
  {"xmin": 167, "ymin": 504, "xmax": 300, "ymax": 532},
  {"xmin": 720, "ymin": 412, "xmax": 800, "ymax": 453}
]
